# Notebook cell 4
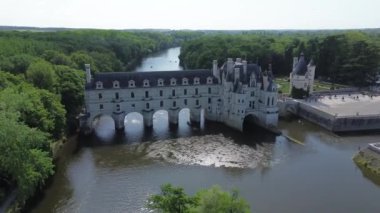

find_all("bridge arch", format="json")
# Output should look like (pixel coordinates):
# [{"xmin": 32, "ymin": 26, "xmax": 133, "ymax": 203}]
[
  {"xmin": 242, "ymin": 114, "xmax": 260, "ymax": 133},
  {"xmin": 91, "ymin": 114, "xmax": 116, "ymax": 141}
]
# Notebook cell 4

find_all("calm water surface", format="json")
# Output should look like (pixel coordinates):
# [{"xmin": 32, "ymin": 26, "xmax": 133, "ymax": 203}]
[{"xmin": 32, "ymin": 48, "xmax": 380, "ymax": 213}]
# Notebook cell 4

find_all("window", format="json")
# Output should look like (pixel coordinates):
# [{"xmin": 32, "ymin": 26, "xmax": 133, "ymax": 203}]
[
  {"xmin": 99, "ymin": 104, "xmax": 103, "ymax": 109},
  {"xmin": 196, "ymin": 99, "xmax": 199, "ymax": 105},
  {"xmin": 172, "ymin": 89, "xmax": 175, "ymax": 96},
  {"xmin": 272, "ymin": 97, "xmax": 274, "ymax": 106},
  {"xmin": 170, "ymin": 78, "xmax": 177, "ymax": 86},
  {"xmin": 173, "ymin": 101, "xmax": 176, "ymax": 107},
  {"xmin": 208, "ymin": 87, "xmax": 211, "ymax": 94},
  {"xmin": 207, "ymin": 77, "xmax": 213, "ymax": 84},
  {"xmin": 208, "ymin": 98, "xmax": 211, "ymax": 104},
  {"xmin": 146, "ymin": 103, "xmax": 150, "ymax": 109},
  {"xmin": 184, "ymin": 99, "xmax": 187, "ymax": 105},
  {"xmin": 128, "ymin": 80, "xmax": 135, "ymax": 88},
  {"xmin": 132, "ymin": 104, "xmax": 135, "ymax": 107},
  {"xmin": 96, "ymin": 81, "xmax": 103, "ymax": 89},
  {"xmin": 267, "ymin": 97, "xmax": 270, "ymax": 106},
  {"xmin": 98, "ymin": 93, "xmax": 102, "ymax": 99},
  {"xmin": 115, "ymin": 92, "xmax": 119, "ymax": 99},
  {"xmin": 160, "ymin": 90, "xmax": 163, "ymax": 97},
  {"xmin": 158, "ymin": 78, "xmax": 164, "ymax": 86},
  {"xmin": 143, "ymin": 79, "xmax": 150, "ymax": 87},
  {"xmin": 238, "ymin": 99, "xmax": 240, "ymax": 103},
  {"xmin": 113, "ymin": 81, "xmax": 120, "ymax": 88},
  {"xmin": 194, "ymin": 77, "xmax": 200, "ymax": 85},
  {"xmin": 251, "ymin": 91, "xmax": 255, "ymax": 97},
  {"xmin": 145, "ymin": 91, "xmax": 149, "ymax": 98},
  {"xmin": 252, "ymin": 101, "xmax": 255, "ymax": 109},
  {"xmin": 184, "ymin": 89, "xmax": 187, "ymax": 95},
  {"xmin": 195, "ymin": 88, "xmax": 198, "ymax": 95},
  {"xmin": 160, "ymin": 101, "xmax": 163, "ymax": 107},
  {"xmin": 131, "ymin": 92, "xmax": 134, "ymax": 98},
  {"xmin": 182, "ymin": 78, "xmax": 188, "ymax": 85},
  {"xmin": 116, "ymin": 104, "xmax": 120, "ymax": 111}
]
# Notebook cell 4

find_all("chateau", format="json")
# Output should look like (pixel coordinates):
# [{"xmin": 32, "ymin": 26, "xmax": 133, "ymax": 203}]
[
  {"xmin": 289, "ymin": 53, "xmax": 316, "ymax": 98},
  {"xmin": 80, "ymin": 58, "xmax": 279, "ymax": 133}
]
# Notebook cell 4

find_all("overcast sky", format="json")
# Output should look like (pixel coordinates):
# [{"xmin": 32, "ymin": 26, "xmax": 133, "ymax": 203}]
[{"xmin": 0, "ymin": 0, "xmax": 379, "ymax": 30}]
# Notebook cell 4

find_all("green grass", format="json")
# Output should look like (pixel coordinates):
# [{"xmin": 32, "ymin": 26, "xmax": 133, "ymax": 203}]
[{"xmin": 275, "ymin": 76, "xmax": 350, "ymax": 95}]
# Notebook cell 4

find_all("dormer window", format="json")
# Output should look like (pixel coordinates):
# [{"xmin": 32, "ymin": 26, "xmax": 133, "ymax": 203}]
[
  {"xmin": 128, "ymin": 80, "xmax": 135, "ymax": 88},
  {"xmin": 158, "ymin": 78, "xmax": 164, "ymax": 86},
  {"xmin": 96, "ymin": 81, "xmax": 103, "ymax": 89},
  {"xmin": 194, "ymin": 77, "xmax": 200, "ymax": 85},
  {"xmin": 170, "ymin": 78, "xmax": 177, "ymax": 86},
  {"xmin": 207, "ymin": 77, "xmax": 213, "ymax": 84},
  {"xmin": 143, "ymin": 79, "xmax": 150, "ymax": 87},
  {"xmin": 113, "ymin": 80, "xmax": 120, "ymax": 88},
  {"xmin": 182, "ymin": 78, "xmax": 188, "ymax": 85}
]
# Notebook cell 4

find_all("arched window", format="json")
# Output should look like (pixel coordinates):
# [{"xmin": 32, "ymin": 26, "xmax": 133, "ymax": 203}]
[
  {"xmin": 158, "ymin": 78, "xmax": 164, "ymax": 86},
  {"xmin": 146, "ymin": 103, "xmax": 150, "ymax": 109},
  {"xmin": 182, "ymin": 78, "xmax": 188, "ymax": 85},
  {"xmin": 170, "ymin": 78, "xmax": 177, "ymax": 86},
  {"xmin": 193, "ymin": 77, "xmax": 200, "ymax": 85},
  {"xmin": 113, "ymin": 80, "xmax": 120, "ymax": 88},
  {"xmin": 128, "ymin": 80, "xmax": 135, "ymax": 88},
  {"xmin": 143, "ymin": 79, "xmax": 150, "ymax": 87},
  {"xmin": 96, "ymin": 81, "xmax": 103, "ymax": 89},
  {"xmin": 207, "ymin": 77, "xmax": 213, "ymax": 84}
]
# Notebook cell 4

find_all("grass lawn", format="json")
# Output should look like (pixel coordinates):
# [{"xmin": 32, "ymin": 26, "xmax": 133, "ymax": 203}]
[{"xmin": 275, "ymin": 76, "xmax": 350, "ymax": 95}]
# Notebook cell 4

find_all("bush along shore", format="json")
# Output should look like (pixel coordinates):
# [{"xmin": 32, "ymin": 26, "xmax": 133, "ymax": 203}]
[{"xmin": 353, "ymin": 146, "xmax": 380, "ymax": 177}]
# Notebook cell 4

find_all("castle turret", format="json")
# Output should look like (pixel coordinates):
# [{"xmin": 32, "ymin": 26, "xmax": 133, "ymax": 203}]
[{"xmin": 85, "ymin": 64, "xmax": 91, "ymax": 83}]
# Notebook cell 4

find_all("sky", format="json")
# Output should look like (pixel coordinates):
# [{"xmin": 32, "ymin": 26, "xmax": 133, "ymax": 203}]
[{"xmin": 0, "ymin": 0, "xmax": 379, "ymax": 30}]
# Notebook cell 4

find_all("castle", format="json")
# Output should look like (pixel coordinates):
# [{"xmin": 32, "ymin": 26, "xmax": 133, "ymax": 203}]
[
  {"xmin": 80, "ymin": 58, "xmax": 279, "ymax": 133},
  {"xmin": 289, "ymin": 53, "xmax": 316, "ymax": 98}
]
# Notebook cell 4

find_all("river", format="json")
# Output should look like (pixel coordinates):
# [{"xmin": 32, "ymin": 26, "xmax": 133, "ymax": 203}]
[{"xmin": 31, "ymin": 47, "xmax": 380, "ymax": 213}]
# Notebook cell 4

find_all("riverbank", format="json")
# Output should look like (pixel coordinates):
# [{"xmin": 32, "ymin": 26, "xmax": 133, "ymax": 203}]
[{"xmin": 353, "ymin": 146, "xmax": 380, "ymax": 176}]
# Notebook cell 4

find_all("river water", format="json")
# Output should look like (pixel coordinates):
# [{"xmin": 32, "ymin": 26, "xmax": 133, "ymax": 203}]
[{"xmin": 31, "ymin": 47, "xmax": 380, "ymax": 213}]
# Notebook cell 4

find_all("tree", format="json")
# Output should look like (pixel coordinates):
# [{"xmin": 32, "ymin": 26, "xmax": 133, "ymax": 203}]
[
  {"xmin": 192, "ymin": 186, "xmax": 250, "ymax": 213},
  {"xmin": 26, "ymin": 59, "xmax": 57, "ymax": 92},
  {"xmin": 147, "ymin": 184, "xmax": 251, "ymax": 213},
  {"xmin": 147, "ymin": 184, "xmax": 198, "ymax": 213}
]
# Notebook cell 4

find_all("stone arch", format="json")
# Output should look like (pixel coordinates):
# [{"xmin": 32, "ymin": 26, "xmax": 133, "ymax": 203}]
[
  {"xmin": 242, "ymin": 114, "xmax": 260, "ymax": 133},
  {"xmin": 153, "ymin": 109, "xmax": 169, "ymax": 133},
  {"xmin": 91, "ymin": 114, "xmax": 115, "ymax": 141}
]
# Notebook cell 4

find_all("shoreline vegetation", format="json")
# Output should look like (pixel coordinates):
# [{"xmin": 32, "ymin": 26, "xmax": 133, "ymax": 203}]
[
  {"xmin": 353, "ymin": 147, "xmax": 380, "ymax": 178},
  {"xmin": 1, "ymin": 28, "xmax": 380, "ymax": 212},
  {"xmin": 0, "ymin": 29, "xmax": 202, "ymax": 212}
]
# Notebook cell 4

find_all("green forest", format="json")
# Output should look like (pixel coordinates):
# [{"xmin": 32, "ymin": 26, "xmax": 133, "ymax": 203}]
[
  {"xmin": 179, "ymin": 30, "xmax": 380, "ymax": 87},
  {"xmin": 0, "ymin": 29, "xmax": 201, "ymax": 208}
]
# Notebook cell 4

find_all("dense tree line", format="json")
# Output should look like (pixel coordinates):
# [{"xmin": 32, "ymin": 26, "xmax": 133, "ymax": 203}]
[
  {"xmin": 0, "ymin": 29, "xmax": 196, "ymax": 207},
  {"xmin": 179, "ymin": 31, "xmax": 380, "ymax": 87}
]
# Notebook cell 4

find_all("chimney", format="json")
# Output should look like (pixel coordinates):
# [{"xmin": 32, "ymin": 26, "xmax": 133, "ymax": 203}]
[
  {"xmin": 85, "ymin": 64, "xmax": 91, "ymax": 83},
  {"xmin": 242, "ymin": 60, "xmax": 247, "ymax": 76},
  {"xmin": 227, "ymin": 58, "xmax": 234, "ymax": 73},
  {"xmin": 292, "ymin": 57, "xmax": 298, "ymax": 70},
  {"xmin": 234, "ymin": 67, "xmax": 240, "ymax": 82},
  {"xmin": 212, "ymin": 60, "xmax": 220, "ymax": 83}
]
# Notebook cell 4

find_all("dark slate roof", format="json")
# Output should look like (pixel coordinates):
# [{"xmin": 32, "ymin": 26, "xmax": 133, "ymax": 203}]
[
  {"xmin": 294, "ymin": 55, "xmax": 308, "ymax": 75},
  {"xmin": 86, "ymin": 69, "xmax": 218, "ymax": 89}
]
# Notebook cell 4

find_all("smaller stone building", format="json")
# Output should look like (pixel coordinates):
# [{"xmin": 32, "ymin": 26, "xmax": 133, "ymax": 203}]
[{"xmin": 289, "ymin": 53, "xmax": 316, "ymax": 98}]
